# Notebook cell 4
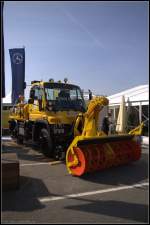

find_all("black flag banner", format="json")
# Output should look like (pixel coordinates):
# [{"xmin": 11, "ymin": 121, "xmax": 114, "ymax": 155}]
[{"xmin": 9, "ymin": 48, "xmax": 25, "ymax": 104}]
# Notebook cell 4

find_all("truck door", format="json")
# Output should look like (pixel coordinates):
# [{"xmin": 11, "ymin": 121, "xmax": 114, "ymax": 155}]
[{"xmin": 29, "ymin": 86, "xmax": 44, "ymax": 120}]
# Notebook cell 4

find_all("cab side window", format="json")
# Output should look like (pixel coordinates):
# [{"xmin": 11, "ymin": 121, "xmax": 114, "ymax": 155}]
[
  {"xmin": 29, "ymin": 86, "xmax": 43, "ymax": 110},
  {"xmin": 30, "ymin": 86, "xmax": 43, "ymax": 100}
]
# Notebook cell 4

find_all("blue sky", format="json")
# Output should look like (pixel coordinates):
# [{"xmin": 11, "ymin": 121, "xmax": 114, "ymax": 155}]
[{"xmin": 3, "ymin": 1, "xmax": 149, "ymax": 96}]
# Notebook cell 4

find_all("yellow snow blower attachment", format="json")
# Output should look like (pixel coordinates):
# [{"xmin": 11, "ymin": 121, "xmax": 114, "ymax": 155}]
[{"xmin": 66, "ymin": 96, "xmax": 142, "ymax": 176}]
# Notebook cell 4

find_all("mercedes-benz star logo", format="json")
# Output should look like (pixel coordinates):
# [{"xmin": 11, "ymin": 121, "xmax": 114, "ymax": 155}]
[{"xmin": 12, "ymin": 53, "xmax": 23, "ymax": 64}]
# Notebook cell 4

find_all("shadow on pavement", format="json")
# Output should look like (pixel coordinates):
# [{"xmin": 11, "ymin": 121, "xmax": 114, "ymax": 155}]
[
  {"xmin": 2, "ymin": 141, "xmax": 51, "ymax": 163},
  {"xmin": 65, "ymin": 199, "xmax": 148, "ymax": 223},
  {"xmin": 2, "ymin": 175, "xmax": 51, "ymax": 212},
  {"xmin": 79, "ymin": 153, "xmax": 148, "ymax": 186}
]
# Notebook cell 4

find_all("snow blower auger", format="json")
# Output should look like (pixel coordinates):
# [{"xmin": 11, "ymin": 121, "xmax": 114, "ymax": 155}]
[{"xmin": 66, "ymin": 96, "xmax": 143, "ymax": 176}]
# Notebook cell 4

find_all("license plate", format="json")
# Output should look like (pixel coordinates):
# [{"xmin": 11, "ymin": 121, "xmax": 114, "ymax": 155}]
[
  {"xmin": 19, "ymin": 127, "xmax": 24, "ymax": 135},
  {"xmin": 54, "ymin": 128, "xmax": 64, "ymax": 134}
]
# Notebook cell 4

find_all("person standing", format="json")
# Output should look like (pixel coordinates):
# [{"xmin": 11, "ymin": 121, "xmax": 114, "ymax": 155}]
[
  {"xmin": 101, "ymin": 112, "xmax": 113, "ymax": 135},
  {"xmin": 101, "ymin": 115, "xmax": 110, "ymax": 135}
]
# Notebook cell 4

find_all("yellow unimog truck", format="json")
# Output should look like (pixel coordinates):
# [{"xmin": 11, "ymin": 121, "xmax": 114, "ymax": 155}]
[
  {"xmin": 8, "ymin": 79, "xmax": 87, "ymax": 159},
  {"xmin": 8, "ymin": 79, "xmax": 143, "ymax": 176}
]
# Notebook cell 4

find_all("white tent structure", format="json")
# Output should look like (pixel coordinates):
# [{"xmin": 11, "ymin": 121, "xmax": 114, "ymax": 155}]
[
  {"xmin": 108, "ymin": 84, "xmax": 149, "ymax": 107},
  {"xmin": 2, "ymin": 92, "xmax": 12, "ymax": 104},
  {"xmin": 108, "ymin": 84, "xmax": 149, "ymax": 122},
  {"xmin": 108, "ymin": 84, "xmax": 149, "ymax": 138}
]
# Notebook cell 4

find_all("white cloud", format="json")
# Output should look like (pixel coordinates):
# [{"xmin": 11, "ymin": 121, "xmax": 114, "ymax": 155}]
[{"xmin": 62, "ymin": 8, "xmax": 104, "ymax": 48}]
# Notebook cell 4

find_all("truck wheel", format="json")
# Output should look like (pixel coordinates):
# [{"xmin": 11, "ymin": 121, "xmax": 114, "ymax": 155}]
[
  {"xmin": 9, "ymin": 120, "xmax": 17, "ymax": 138},
  {"xmin": 39, "ymin": 128, "xmax": 53, "ymax": 157}
]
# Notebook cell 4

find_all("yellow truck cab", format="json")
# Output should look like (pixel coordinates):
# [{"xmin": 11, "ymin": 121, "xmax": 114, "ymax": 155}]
[{"xmin": 9, "ymin": 80, "xmax": 86, "ymax": 159}]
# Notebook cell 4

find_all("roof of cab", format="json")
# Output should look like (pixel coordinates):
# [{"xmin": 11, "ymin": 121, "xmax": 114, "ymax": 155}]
[{"xmin": 31, "ymin": 81, "xmax": 81, "ymax": 90}]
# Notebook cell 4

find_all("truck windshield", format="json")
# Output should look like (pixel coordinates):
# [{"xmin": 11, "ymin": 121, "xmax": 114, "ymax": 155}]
[{"xmin": 44, "ymin": 84, "xmax": 86, "ymax": 112}]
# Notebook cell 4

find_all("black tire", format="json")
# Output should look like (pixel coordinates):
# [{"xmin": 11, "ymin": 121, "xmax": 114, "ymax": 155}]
[
  {"xmin": 9, "ymin": 120, "xmax": 17, "ymax": 138},
  {"xmin": 39, "ymin": 128, "xmax": 53, "ymax": 157}
]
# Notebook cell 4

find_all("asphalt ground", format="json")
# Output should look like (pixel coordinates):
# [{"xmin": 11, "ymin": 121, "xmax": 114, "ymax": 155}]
[{"xmin": 1, "ymin": 137, "xmax": 149, "ymax": 224}]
